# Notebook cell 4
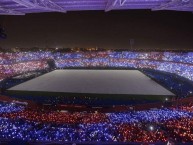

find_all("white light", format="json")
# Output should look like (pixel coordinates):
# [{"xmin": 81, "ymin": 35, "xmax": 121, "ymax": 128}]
[{"xmin": 149, "ymin": 125, "xmax": 154, "ymax": 131}]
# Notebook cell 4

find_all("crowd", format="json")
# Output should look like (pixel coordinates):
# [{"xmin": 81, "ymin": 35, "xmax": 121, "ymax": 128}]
[
  {"xmin": 107, "ymin": 109, "xmax": 191, "ymax": 124},
  {"xmin": 1, "ymin": 50, "xmax": 193, "ymax": 143},
  {"xmin": 0, "ymin": 52, "xmax": 53, "ymax": 64},
  {"xmin": 2, "ymin": 108, "xmax": 190, "ymax": 125},
  {"xmin": 162, "ymin": 117, "xmax": 193, "ymax": 142},
  {"xmin": 1, "ymin": 110, "xmax": 109, "ymax": 124},
  {"xmin": 0, "ymin": 102, "xmax": 24, "ymax": 113},
  {"xmin": 1, "ymin": 51, "xmax": 193, "ymax": 82},
  {"xmin": 0, "ymin": 61, "xmax": 49, "ymax": 81},
  {"xmin": 180, "ymin": 103, "xmax": 193, "ymax": 112},
  {"xmin": 0, "ymin": 101, "xmax": 192, "ymax": 143}
]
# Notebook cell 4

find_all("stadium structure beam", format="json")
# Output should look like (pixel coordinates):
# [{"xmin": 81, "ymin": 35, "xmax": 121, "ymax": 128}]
[
  {"xmin": 0, "ymin": 6, "xmax": 24, "ymax": 15},
  {"xmin": 105, "ymin": 0, "xmax": 127, "ymax": 12},
  {"xmin": 12, "ymin": 0, "xmax": 66, "ymax": 13},
  {"xmin": 152, "ymin": 0, "xmax": 193, "ymax": 12}
]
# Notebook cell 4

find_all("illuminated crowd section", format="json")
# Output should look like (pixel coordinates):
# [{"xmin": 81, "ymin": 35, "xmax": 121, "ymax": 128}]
[
  {"xmin": 0, "ymin": 61, "xmax": 49, "ymax": 81},
  {"xmin": 0, "ymin": 50, "xmax": 193, "ymax": 144},
  {"xmin": 0, "ymin": 101, "xmax": 192, "ymax": 143},
  {"xmin": 1, "ymin": 51, "xmax": 193, "ymax": 82}
]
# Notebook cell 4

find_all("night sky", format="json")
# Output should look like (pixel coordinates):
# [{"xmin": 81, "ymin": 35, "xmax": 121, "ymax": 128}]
[{"xmin": 0, "ymin": 10, "xmax": 193, "ymax": 49}]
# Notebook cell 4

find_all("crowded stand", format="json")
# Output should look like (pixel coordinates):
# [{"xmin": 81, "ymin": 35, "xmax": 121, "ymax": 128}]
[
  {"xmin": 1, "ymin": 51, "xmax": 193, "ymax": 82},
  {"xmin": 161, "ymin": 117, "xmax": 193, "ymax": 142},
  {"xmin": 0, "ymin": 102, "xmax": 24, "ymax": 113},
  {"xmin": 107, "ymin": 109, "xmax": 192, "ymax": 124},
  {"xmin": 1, "ymin": 110, "xmax": 109, "ymax": 124},
  {"xmin": 0, "ymin": 102, "xmax": 192, "ymax": 143},
  {"xmin": 0, "ymin": 60, "xmax": 49, "ymax": 81},
  {"xmin": 1, "ymin": 108, "xmax": 190, "ymax": 125},
  {"xmin": 180, "ymin": 103, "xmax": 193, "ymax": 113},
  {"xmin": 1, "ymin": 50, "xmax": 193, "ymax": 144},
  {"xmin": 1, "ymin": 50, "xmax": 193, "ymax": 104}
]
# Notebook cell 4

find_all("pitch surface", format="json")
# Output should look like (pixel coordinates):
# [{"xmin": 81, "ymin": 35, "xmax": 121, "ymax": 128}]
[{"xmin": 8, "ymin": 70, "xmax": 174, "ymax": 96}]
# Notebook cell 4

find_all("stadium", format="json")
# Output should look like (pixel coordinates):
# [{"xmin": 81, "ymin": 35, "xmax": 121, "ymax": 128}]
[
  {"xmin": 0, "ymin": 50, "xmax": 192, "ymax": 145},
  {"xmin": 0, "ymin": 1, "xmax": 193, "ymax": 145}
]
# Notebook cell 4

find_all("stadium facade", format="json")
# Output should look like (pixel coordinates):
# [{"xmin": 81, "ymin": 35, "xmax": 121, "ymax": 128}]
[{"xmin": 0, "ymin": 0, "xmax": 193, "ymax": 15}]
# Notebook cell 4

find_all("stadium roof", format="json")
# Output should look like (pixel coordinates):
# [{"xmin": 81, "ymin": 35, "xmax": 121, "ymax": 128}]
[{"xmin": 0, "ymin": 0, "xmax": 193, "ymax": 15}]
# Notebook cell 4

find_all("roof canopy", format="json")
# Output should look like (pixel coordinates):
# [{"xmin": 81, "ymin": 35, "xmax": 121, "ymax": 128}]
[{"xmin": 0, "ymin": 0, "xmax": 193, "ymax": 15}]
